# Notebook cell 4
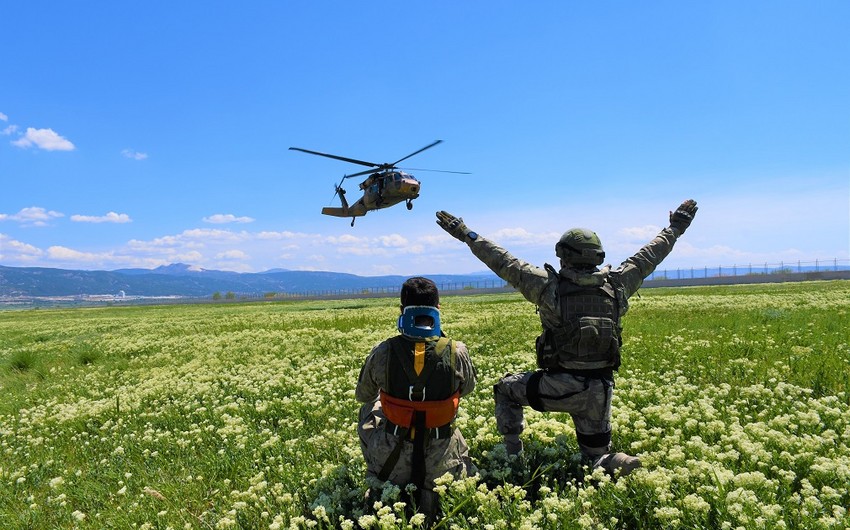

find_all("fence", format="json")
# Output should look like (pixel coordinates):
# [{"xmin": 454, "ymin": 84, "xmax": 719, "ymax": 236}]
[
  {"xmin": 231, "ymin": 278, "xmax": 513, "ymax": 301},
  {"xmin": 645, "ymin": 258, "xmax": 850, "ymax": 281},
  {"xmin": 233, "ymin": 257, "xmax": 849, "ymax": 301}
]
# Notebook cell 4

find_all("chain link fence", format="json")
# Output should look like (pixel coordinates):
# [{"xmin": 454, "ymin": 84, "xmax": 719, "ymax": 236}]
[
  {"xmin": 242, "ymin": 257, "xmax": 850, "ymax": 300},
  {"xmin": 645, "ymin": 258, "xmax": 850, "ymax": 281}
]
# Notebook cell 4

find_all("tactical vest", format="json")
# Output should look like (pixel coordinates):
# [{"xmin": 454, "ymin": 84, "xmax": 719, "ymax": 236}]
[
  {"xmin": 380, "ymin": 336, "xmax": 460, "ymax": 430},
  {"xmin": 536, "ymin": 265, "xmax": 627, "ymax": 371}
]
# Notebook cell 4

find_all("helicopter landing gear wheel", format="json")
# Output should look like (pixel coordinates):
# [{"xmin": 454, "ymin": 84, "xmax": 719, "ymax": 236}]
[{"xmin": 406, "ymin": 200, "xmax": 413, "ymax": 210}]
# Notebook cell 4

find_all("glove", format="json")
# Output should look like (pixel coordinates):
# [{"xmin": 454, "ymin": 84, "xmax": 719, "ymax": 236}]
[
  {"xmin": 436, "ymin": 210, "xmax": 472, "ymax": 242},
  {"xmin": 669, "ymin": 199, "xmax": 698, "ymax": 235}
]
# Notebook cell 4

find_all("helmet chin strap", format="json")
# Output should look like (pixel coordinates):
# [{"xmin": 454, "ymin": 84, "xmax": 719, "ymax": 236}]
[{"xmin": 397, "ymin": 306, "xmax": 441, "ymax": 339}]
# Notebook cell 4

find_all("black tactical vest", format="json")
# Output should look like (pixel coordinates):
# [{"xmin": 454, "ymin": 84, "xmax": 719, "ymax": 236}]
[
  {"xmin": 536, "ymin": 267, "xmax": 626, "ymax": 371},
  {"xmin": 385, "ymin": 336, "xmax": 456, "ymax": 402}
]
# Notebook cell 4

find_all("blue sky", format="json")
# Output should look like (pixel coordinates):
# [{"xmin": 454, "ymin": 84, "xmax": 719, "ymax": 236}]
[{"xmin": 2, "ymin": 1, "xmax": 848, "ymax": 276}]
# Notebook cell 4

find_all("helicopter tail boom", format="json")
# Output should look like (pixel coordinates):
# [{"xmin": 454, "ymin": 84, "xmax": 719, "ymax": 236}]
[{"xmin": 321, "ymin": 205, "xmax": 367, "ymax": 218}]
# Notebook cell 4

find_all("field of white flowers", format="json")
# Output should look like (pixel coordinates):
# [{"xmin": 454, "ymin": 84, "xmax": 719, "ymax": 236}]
[{"xmin": 1, "ymin": 280, "xmax": 848, "ymax": 529}]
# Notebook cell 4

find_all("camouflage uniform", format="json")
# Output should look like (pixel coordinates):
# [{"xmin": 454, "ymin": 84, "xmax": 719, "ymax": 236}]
[
  {"xmin": 356, "ymin": 337, "xmax": 477, "ymax": 500},
  {"xmin": 464, "ymin": 226, "xmax": 683, "ymax": 460}
]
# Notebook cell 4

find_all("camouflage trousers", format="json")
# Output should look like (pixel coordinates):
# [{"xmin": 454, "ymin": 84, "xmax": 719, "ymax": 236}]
[
  {"xmin": 358, "ymin": 399, "xmax": 475, "ymax": 493},
  {"xmin": 493, "ymin": 370, "xmax": 614, "ymax": 458}
]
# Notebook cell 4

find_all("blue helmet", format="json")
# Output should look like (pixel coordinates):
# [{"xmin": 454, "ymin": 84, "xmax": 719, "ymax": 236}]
[{"xmin": 397, "ymin": 305, "xmax": 441, "ymax": 339}]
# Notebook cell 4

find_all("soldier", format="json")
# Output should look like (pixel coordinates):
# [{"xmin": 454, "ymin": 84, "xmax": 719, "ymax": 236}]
[
  {"xmin": 435, "ymin": 200, "xmax": 698, "ymax": 477},
  {"xmin": 356, "ymin": 277, "xmax": 477, "ymax": 520}
]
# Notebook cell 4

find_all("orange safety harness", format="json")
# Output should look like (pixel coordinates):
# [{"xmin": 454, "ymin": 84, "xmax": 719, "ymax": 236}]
[{"xmin": 379, "ymin": 389, "xmax": 460, "ymax": 430}]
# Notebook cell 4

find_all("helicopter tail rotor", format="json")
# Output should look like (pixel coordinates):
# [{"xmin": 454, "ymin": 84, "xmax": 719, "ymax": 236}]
[{"xmin": 330, "ymin": 176, "xmax": 347, "ymax": 204}]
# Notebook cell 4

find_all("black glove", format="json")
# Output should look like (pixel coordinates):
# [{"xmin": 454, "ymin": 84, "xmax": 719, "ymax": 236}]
[
  {"xmin": 436, "ymin": 210, "xmax": 472, "ymax": 242},
  {"xmin": 669, "ymin": 199, "xmax": 698, "ymax": 235}
]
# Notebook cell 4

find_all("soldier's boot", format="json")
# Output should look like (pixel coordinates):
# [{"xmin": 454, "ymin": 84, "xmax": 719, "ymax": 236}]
[
  {"xmin": 504, "ymin": 434, "xmax": 523, "ymax": 456},
  {"xmin": 593, "ymin": 452, "xmax": 641, "ymax": 478}
]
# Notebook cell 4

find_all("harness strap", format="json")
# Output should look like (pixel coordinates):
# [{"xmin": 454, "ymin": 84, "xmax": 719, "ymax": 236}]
[
  {"xmin": 390, "ymin": 337, "xmax": 452, "ymax": 401},
  {"xmin": 528, "ymin": 370, "xmax": 594, "ymax": 412},
  {"xmin": 377, "ymin": 425, "xmax": 409, "ymax": 482},
  {"xmin": 526, "ymin": 370, "xmax": 547, "ymax": 412},
  {"xmin": 410, "ymin": 411, "xmax": 426, "ymax": 497},
  {"xmin": 378, "ymin": 412, "xmax": 453, "ymax": 489}
]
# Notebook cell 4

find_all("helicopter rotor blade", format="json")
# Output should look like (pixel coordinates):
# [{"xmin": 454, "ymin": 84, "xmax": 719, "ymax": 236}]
[
  {"xmin": 400, "ymin": 167, "xmax": 471, "ymax": 175},
  {"xmin": 289, "ymin": 147, "xmax": 380, "ymax": 169},
  {"xmin": 390, "ymin": 140, "xmax": 443, "ymax": 166},
  {"xmin": 342, "ymin": 168, "xmax": 378, "ymax": 179}
]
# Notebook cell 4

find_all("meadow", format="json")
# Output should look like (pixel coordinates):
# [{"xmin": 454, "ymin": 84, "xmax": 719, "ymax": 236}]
[{"xmin": 0, "ymin": 280, "xmax": 848, "ymax": 529}]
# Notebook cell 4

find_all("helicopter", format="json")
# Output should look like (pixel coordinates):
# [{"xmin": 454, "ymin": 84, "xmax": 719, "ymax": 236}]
[{"xmin": 289, "ymin": 140, "xmax": 468, "ymax": 226}]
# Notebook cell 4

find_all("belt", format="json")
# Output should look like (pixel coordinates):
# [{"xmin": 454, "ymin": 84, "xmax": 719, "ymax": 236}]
[{"xmin": 384, "ymin": 420, "xmax": 453, "ymax": 440}]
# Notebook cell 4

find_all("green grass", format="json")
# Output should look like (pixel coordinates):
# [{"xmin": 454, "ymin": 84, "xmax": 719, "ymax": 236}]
[{"xmin": 0, "ymin": 281, "xmax": 848, "ymax": 529}]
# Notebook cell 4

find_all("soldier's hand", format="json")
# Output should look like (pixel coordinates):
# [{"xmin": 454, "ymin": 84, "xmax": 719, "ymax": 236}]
[
  {"xmin": 436, "ymin": 211, "xmax": 471, "ymax": 242},
  {"xmin": 669, "ymin": 199, "xmax": 698, "ymax": 235}
]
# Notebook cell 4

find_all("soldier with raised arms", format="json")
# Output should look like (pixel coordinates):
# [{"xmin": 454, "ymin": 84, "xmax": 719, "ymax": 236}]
[
  {"xmin": 356, "ymin": 277, "xmax": 477, "ymax": 521},
  {"xmin": 436, "ymin": 199, "xmax": 698, "ymax": 477}
]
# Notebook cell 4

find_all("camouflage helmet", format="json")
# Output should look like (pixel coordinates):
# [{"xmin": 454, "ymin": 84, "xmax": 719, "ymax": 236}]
[{"xmin": 555, "ymin": 228, "xmax": 605, "ymax": 266}]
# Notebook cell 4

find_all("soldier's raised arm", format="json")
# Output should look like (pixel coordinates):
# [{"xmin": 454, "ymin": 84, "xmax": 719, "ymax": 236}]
[
  {"xmin": 615, "ymin": 199, "xmax": 699, "ymax": 297},
  {"xmin": 436, "ymin": 211, "xmax": 549, "ymax": 305}
]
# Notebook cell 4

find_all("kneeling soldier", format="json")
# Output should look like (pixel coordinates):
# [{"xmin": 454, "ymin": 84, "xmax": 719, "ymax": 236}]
[
  {"xmin": 436, "ymin": 200, "xmax": 698, "ymax": 477},
  {"xmin": 356, "ymin": 277, "xmax": 477, "ymax": 521}
]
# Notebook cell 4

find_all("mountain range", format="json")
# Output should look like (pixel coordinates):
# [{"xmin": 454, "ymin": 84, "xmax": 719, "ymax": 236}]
[{"xmin": 0, "ymin": 263, "xmax": 502, "ymax": 298}]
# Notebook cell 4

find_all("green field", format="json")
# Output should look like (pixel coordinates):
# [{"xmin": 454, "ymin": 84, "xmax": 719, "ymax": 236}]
[{"xmin": 1, "ymin": 281, "xmax": 848, "ymax": 529}]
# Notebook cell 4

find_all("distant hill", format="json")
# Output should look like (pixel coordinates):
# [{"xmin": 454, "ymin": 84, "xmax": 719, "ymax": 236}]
[{"xmin": 0, "ymin": 264, "xmax": 502, "ymax": 298}]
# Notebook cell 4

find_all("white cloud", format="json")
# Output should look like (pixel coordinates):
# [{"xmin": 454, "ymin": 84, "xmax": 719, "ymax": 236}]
[
  {"xmin": 0, "ymin": 112, "xmax": 16, "ymax": 136},
  {"xmin": 257, "ymin": 230, "xmax": 307, "ymax": 240},
  {"xmin": 171, "ymin": 251, "xmax": 205, "ymax": 263},
  {"xmin": 491, "ymin": 227, "xmax": 561, "ymax": 246},
  {"xmin": 42, "ymin": 244, "xmax": 200, "ymax": 270},
  {"xmin": 182, "ymin": 228, "xmax": 248, "ymax": 241},
  {"xmin": 70, "ymin": 212, "xmax": 132, "ymax": 224},
  {"xmin": 47, "ymin": 246, "xmax": 104, "ymax": 262},
  {"xmin": 0, "ymin": 234, "xmax": 43, "ymax": 261},
  {"xmin": 618, "ymin": 225, "xmax": 663, "ymax": 241},
  {"xmin": 378, "ymin": 234, "xmax": 409, "ymax": 247},
  {"xmin": 203, "ymin": 214, "xmax": 255, "ymax": 224},
  {"xmin": 11, "ymin": 127, "xmax": 75, "ymax": 151},
  {"xmin": 0, "ymin": 206, "xmax": 64, "ymax": 226},
  {"xmin": 121, "ymin": 149, "xmax": 148, "ymax": 161},
  {"xmin": 370, "ymin": 264, "xmax": 399, "ymax": 275},
  {"xmin": 216, "ymin": 250, "xmax": 249, "ymax": 260},
  {"xmin": 339, "ymin": 246, "xmax": 389, "ymax": 256},
  {"xmin": 325, "ymin": 234, "xmax": 369, "ymax": 245}
]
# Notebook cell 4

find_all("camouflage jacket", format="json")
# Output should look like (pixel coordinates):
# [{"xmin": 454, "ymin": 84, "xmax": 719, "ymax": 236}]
[
  {"xmin": 356, "ymin": 337, "xmax": 476, "ymax": 404},
  {"xmin": 465, "ymin": 227, "xmax": 682, "ymax": 337}
]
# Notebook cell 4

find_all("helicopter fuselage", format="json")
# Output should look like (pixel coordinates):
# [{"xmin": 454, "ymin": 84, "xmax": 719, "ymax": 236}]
[{"xmin": 359, "ymin": 171, "xmax": 421, "ymax": 210}]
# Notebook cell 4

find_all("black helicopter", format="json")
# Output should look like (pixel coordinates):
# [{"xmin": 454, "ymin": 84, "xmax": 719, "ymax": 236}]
[{"xmin": 289, "ymin": 140, "xmax": 468, "ymax": 226}]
